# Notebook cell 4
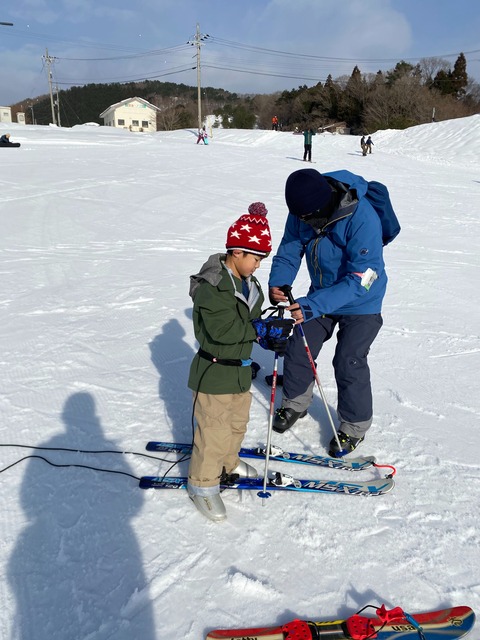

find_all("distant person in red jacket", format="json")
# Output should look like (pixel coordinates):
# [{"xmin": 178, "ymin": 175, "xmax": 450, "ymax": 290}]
[{"xmin": 272, "ymin": 115, "xmax": 279, "ymax": 131}]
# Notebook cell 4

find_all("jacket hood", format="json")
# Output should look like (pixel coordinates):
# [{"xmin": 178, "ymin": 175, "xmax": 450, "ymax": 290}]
[
  {"xmin": 321, "ymin": 170, "xmax": 369, "ymax": 229},
  {"xmin": 189, "ymin": 253, "xmax": 225, "ymax": 300}
]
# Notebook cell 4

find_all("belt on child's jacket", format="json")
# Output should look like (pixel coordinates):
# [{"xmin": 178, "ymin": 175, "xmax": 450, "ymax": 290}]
[{"xmin": 197, "ymin": 348, "xmax": 253, "ymax": 367}]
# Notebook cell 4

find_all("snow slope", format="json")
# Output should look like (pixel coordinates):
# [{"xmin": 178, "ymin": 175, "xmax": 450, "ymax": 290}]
[{"xmin": 0, "ymin": 117, "xmax": 479, "ymax": 640}]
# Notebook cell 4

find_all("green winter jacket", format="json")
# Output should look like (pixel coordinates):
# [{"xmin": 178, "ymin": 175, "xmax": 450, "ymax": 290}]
[
  {"xmin": 188, "ymin": 253, "xmax": 265, "ymax": 394},
  {"xmin": 303, "ymin": 129, "xmax": 316, "ymax": 144}
]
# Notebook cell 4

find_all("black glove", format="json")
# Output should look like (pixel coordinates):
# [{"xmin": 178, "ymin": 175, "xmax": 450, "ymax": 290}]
[{"xmin": 252, "ymin": 317, "xmax": 294, "ymax": 355}]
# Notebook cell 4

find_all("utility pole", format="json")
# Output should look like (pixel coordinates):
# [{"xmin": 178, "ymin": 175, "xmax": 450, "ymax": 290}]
[
  {"xmin": 55, "ymin": 84, "xmax": 61, "ymax": 127},
  {"xmin": 188, "ymin": 24, "xmax": 209, "ymax": 131},
  {"xmin": 43, "ymin": 48, "xmax": 57, "ymax": 125}
]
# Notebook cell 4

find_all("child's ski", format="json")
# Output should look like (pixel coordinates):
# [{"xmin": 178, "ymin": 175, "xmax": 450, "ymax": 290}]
[
  {"xmin": 205, "ymin": 604, "xmax": 475, "ymax": 639},
  {"xmin": 139, "ymin": 472, "xmax": 394, "ymax": 496},
  {"xmin": 145, "ymin": 441, "xmax": 376, "ymax": 471}
]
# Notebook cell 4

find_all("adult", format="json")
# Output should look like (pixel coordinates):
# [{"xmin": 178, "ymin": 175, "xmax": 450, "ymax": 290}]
[
  {"xmin": 0, "ymin": 133, "xmax": 12, "ymax": 144},
  {"xmin": 366, "ymin": 136, "xmax": 374, "ymax": 154},
  {"xmin": 268, "ymin": 168, "xmax": 388, "ymax": 456},
  {"xmin": 360, "ymin": 135, "xmax": 367, "ymax": 156},
  {"xmin": 302, "ymin": 128, "xmax": 316, "ymax": 162}
]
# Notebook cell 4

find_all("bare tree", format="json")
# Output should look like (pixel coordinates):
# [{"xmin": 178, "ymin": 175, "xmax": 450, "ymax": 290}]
[{"xmin": 418, "ymin": 57, "xmax": 451, "ymax": 86}]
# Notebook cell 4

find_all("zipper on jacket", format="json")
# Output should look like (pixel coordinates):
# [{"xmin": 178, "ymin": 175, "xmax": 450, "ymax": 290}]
[{"xmin": 309, "ymin": 208, "xmax": 355, "ymax": 289}]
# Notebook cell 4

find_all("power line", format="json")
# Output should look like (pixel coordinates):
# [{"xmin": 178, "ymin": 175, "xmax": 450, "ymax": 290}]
[
  {"xmin": 8, "ymin": 24, "xmax": 477, "ymax": 97},
  {"xmin": 203, "ymin": 63, "xmax": 326, "ymax": 83},
  {"xmin": 55, "ymin": 65, "xmax": 195, "ymax": 86},
  {"xmin": 209, "ymin": 36, "xmax": 480, "ymax": 63},
  {"xmin": 57, "ymin": 44, "xmax": 191, "ymax": 62}
]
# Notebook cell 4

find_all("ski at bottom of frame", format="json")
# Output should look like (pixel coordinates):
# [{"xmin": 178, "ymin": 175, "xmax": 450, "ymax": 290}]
[
  {"xmin": 139, "ymin": 471, "xmax": 394, "ymax": 496},
  {"xmin": 205, "ymin": 604, "xmax": 476, "ymax": 640}
]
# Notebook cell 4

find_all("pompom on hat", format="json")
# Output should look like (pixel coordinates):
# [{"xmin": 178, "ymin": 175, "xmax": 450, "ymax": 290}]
[
  {"xmin": 285, "ymin": 168, "xmax": 334, "ymax": 218},
  {"xmin": 225, "ymin": 202, "xmax": 272, "ymax": 256}
]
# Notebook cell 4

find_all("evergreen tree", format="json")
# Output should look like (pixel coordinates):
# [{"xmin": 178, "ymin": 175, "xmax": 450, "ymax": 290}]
[
  {"xmin": 385, "ymin": 61, "xmax": 421, "ymax": 86},
  {"xmin": 339, "ymin": 66, "xmax": 365, "ymax": 130},
  {"xmin": 432, "ymin": 69, "xmax": 453, "ymax": 95},
  {"xmin": 450, "ymin": 53, "xmax": 468, "ymax": 97}
]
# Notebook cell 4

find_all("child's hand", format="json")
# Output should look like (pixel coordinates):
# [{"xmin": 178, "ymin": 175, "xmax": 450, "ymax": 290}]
[{"xmin": 252, "ymin": 318, "xmax": 295, "ymax": 355}]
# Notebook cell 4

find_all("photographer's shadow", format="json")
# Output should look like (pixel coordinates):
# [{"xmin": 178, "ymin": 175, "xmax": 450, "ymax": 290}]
[{"xmin": 7, "ymin": 392, "xmax": 155, "ymax": 640}]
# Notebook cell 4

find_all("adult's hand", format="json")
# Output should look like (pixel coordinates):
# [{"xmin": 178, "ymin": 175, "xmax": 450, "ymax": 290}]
[
  {"xmin": 269, "ymin": 287, "xmax": 304, "ymax": 324},
  {"xmin": 269, "ymin": 286, "xmax": 288, "ymax": 305}
]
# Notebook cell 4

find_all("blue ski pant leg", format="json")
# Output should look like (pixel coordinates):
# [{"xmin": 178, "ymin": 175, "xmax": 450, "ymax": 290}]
[
  {"xmin": 282, "ymin": 316, "xmax": 336, "ymax": 411},
  {"xmin": 333, "ymin": 314, "xmax": 383, "ymax": 430}
]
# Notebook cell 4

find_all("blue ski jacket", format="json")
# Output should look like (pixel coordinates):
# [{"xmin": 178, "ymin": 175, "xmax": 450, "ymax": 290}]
[{"xmin": 268, "ymin": 170, "xmax": 387, "ymax": 319}]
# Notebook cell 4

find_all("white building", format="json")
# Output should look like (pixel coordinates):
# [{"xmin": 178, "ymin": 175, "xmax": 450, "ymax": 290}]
[
  {"xmin": 99, "ymin": 97, "xmax": 159, "ymax": 132},
  {"xmin": 0, "ymin": 106, "xmax": 12, "ymax": 123}
]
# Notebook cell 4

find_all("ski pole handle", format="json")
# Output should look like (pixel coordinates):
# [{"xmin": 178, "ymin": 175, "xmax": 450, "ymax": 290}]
[{"xmin": 279, "ymin": 285, "xmax": 295, "ymax": 306}]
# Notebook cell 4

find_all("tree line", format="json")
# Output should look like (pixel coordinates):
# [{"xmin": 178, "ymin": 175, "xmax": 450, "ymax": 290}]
[{"xmin": 11, "ymin": 53, "xmax": 479, "ymax": 133}]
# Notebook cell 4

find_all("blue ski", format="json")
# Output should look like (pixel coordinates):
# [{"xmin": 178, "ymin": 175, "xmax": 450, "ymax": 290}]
[
  {"xmin": 139, "ymin": 472, "xmax": 394, "ymax": 496},
  {"xmin": 145, "ymin": 441, "xmax": 376, "ymax": 471}
]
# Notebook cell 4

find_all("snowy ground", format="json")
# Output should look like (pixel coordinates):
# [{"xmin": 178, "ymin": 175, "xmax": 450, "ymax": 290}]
[{"xmin": 0, "ymin": 116, "xmax": 479, "ymax": 640}]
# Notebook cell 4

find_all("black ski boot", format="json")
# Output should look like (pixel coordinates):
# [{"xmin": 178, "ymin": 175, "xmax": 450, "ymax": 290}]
[
  {"xmin": 329, "ymin": 431, "xmax": 364, "ymax": 457},
  {"xmin": 273, "ymin": 406, "xmax": 307, "ymax": 433}
]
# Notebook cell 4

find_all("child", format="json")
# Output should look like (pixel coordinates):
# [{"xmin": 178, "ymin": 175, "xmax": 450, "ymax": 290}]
[{"xmin": 187, "ymin": 203, "xmax": 291, "ymax": 522}]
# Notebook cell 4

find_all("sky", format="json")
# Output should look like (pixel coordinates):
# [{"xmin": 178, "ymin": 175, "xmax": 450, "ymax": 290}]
[
  {"xmin": 0, "ymin": 116, "xmax": 479, "ymax": 639},
  {"xmin": 1, "ymin": 0, "xmax": 480, "ymax": 108}
]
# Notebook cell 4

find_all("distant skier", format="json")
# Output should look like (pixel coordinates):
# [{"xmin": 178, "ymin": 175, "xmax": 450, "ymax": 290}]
[
  {"xmin": 196, "ymin": 128, "xmax": 207, "ymax": 144},
  {"xmin": 302, "ymin": 127, "xmax": 316, "ymax": 162},
  {"xmin": 272, "ymin": 115, "xmax": 279, "ymax": 131},
  {"xmin": 366, "ymin": 136, "xmax": 374, "ymax": 154},
  {"xmin": 360, "ymin": 135, "xmax": 367, "ymax": 156}
]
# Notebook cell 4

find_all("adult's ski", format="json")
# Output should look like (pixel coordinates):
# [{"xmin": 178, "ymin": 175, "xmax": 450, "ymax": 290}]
[
  {"xmin": 139, "ymin": 471, "xmax": 394, "ymax": 496},
  {"xmin": 145, "ymin": 441, "xmax": 376, "ymax": 471},
  {"xmin": 205, "ymin": 604, "xmax": 476, "ymax": 639}
]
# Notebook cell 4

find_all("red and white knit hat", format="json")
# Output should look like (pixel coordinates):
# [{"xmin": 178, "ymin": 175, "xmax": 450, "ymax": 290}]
[{"xmin": 225, "ymin": 202, "xmax": 272, "ymax": 256}]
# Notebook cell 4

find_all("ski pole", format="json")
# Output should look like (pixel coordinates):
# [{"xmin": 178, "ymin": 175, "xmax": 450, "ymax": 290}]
[
  {"xmin": 280, "ymin": 286, "xmax": 342, "ymax": 452},
  {"xmin": 258, "ymin": 306, "xmax": 284, "ymax": 502}
]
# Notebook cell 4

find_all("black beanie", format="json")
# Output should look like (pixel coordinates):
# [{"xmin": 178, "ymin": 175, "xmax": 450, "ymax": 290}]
[{"xmin": 285, "ymin": 169, "xmax": 333, "ymax": 217}]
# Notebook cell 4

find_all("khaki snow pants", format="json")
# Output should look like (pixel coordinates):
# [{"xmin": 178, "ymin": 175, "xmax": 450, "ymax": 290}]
[{"xmin": 188, "ymin": 390, "xmax": 252, "ymax": 487}]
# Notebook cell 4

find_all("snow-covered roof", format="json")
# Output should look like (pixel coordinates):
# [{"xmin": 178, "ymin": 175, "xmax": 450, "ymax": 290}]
[{"xmin": 99, "ymin": 97, "xmax": 159, "ymax": 117}]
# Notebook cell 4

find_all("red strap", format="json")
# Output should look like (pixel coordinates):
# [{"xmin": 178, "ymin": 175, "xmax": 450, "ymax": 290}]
[
  {"xmin": 376, "ymin": 605, "xmax": 406, "ymax": 623},
  {"xmin": 373, "ymin": 462, "xmax": 397, "ymax": 476}
]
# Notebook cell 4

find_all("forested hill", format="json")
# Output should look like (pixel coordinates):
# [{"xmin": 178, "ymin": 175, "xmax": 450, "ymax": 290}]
[{"xmin": 10, "ymin": 80, "xmax": 238, "ymax": 129}]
